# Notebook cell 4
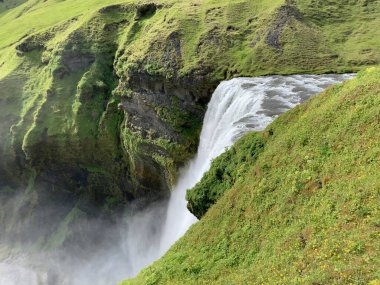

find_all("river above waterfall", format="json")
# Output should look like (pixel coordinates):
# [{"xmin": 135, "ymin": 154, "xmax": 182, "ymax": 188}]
[
  {"xmin": 0, "ymin": 74, "xmax": 355, "ymax": 285},
  {"xmin": 159, "ymin": 73, "xmax": 355, "ymax": 254}
]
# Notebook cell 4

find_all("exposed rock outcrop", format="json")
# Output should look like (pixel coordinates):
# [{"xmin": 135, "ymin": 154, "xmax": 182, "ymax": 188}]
[
  {"xmin": 0, "ymin": 0, "xmax": 379, "ymax": 246},
  {"xmin": 266, "ymin": 3, "xmax": 303, "ymax": 50}
]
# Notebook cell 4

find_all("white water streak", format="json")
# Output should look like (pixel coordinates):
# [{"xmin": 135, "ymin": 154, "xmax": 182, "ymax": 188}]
[
  {"xmin": 159, "ymin": 74, "xmax": 354, "ymax": 253},
  {"xmin": 0, "ymin": 74, "xmax": 354, "ymax": 284}
]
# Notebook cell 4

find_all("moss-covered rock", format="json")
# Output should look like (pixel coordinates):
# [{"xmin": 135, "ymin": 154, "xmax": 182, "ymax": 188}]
[
  {"xmin": 187, "ymin": 132, "xmax": 266, "ymax": 219},
  {"xmin": 0, "ymin": 0, "xmax": 379, "ymax": 245},
  {"xmin": 122, "ymin": 67, "xmax": 380, "ymax": 285}
]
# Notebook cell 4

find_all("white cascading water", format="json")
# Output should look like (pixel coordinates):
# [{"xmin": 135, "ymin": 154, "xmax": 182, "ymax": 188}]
[
  {"xmin": 0, "ymin": 263, "xmax": 40, "ymax": 285},
  {"xmin": 158, "ymin": 73, "xmax": 354, "ymax": 253},
  {"xmin": 0, "ymin": 74, "xmax": 354, "ymax": 285}
]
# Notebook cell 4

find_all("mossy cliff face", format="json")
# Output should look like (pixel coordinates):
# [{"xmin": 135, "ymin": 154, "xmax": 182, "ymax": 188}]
[
  {"xmin": 123, "ymin": 67, "xmax": 380, "ymax": 285},
  {"xmin": 186, "ymin": 133, "xmax": 266, "ymax": 219},
  {"xmin": 0, "ymin": 0, "xmax": 379, "ymax": 244}
]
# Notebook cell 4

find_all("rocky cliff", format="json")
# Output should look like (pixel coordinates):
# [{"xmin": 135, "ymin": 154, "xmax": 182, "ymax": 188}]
[
  {"xmin": 0, "ymin": 0, "xmax": 379, "ymax": 245},
  {"xmin": 123, "ymin": 67, "xmax": 380, "ymax": 285}
]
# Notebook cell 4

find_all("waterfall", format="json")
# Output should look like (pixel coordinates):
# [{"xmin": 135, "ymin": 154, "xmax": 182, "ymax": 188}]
[
  {"xmin": 0, "ymin": 74, "xmax": 354, "ymax": 285},
  {"xmin": 0, "ymin": 263, "xmax": 40, "ymax": 285},
  {"xmin": 158, "ymin": 73, "xmax": 354, "ymax": 254}
]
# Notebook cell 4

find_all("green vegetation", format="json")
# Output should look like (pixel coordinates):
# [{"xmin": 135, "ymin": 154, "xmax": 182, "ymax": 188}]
[
  {"xmin": 0, "ymin": 0, "xmax": 379, "ymax": 246},
  {"xmin": 123, "ymin": 68, "xmax": 380, "ymax": 284},
  {"xmin": 187, "ymin": 133, "xmax": 266, "ymax": 219}
]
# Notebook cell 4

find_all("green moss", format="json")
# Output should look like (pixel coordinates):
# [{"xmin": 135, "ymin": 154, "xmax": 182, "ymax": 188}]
[
  {"xmin": 45, "ymin": 206, "xmax": 82, "ymax": 249},
  {"xmin": 155, "ymin": 98, "xmax": 203, "ymax": 142},
  {"xmin": 187, "ymin": 132, "xmax": 266, "ymax": 219},
  {"xmin": 123, "ymin": 68, "xmax": 380, "ymax": 284},
  {"xmin": 1, "ymin": 0, "xmax": 380, "ymax": 170},
  {"xmin": 1, "ymin": 0, "xmax": 380, "ymax": 249},
  {"xmin": 0, "ymin": 6, "xmax": 137, "ymax": 244}
]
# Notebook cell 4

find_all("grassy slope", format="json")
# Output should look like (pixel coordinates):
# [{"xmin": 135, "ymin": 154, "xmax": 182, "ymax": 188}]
[
  {"xmin": 123, "ymin": 68, "xmax": 380, "ymax": 284},
  {"xmin": 0, "ymin": 0, "xmax": 379, "ymax": 247},
  {"xmin": 1, "ymin": 0, "xmax": 379, "ymax": 79},
  {"xmin": 116, "ymin": 0, "xmax": 380, "ymax": 82},
  {"xmin": 0, "ymin": 0, "xmax": 379, "ymax": 175}
]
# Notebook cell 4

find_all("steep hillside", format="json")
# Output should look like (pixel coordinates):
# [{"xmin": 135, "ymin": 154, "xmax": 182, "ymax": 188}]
[
  {"xmin": 0, "ymin": 0, "xmax": 379, "ymax": 244},
  {"xmin": 123, "ymin": 68, "xmax": 380, "ymax": 284}
]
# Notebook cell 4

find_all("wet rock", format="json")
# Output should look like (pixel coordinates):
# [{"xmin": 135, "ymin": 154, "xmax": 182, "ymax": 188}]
[
  {"xmin": 135, "ymin": 3, "xmax": 160, "ymax": 20},
  {"xmin": 16, "ymin": 36, "xmax": 44, "ymax": 53},
  {"xmin": 265, "ymin": 3, "xmax": 303, "ymax": 50},
  {"xmin": 61, "ymin": 52, "xmax": 95, "ymax": 72},
  {"xmin": 122, "ymin": 92, "xmax": 179, "ymax": 140},
  {"xmin": 98, "ymin": 4, "xmax": 127, "ymax": 14},
  {"xmin": 104, "ymin": 19, "xmax": 129, "ymax": 32}
]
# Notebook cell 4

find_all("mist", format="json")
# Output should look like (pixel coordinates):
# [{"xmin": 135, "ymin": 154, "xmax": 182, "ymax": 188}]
[
  {"xmin": 0, "ymin": 74, "xmax": 355, "ymax": 285},
  {"xmin": 0, "ymin": 195, "xmax": 168, "ymax": 285}
]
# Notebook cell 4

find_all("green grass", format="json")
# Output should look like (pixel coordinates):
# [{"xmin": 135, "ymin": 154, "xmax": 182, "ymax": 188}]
[
  {"xmin": 0, "ymin": 3, "xmax": 138, "ymax": 232},
  {"xmin": 1, "ymin": 0, "xmax": 380, "ymax": 251},
  {"xmin": 187, "ymin": 132, "xmax": 266, "ymax": 219},
  {"xmin": 0, "ymin": 0, "xmax": 26, "ymax": 14},
  {"xmin": 1, "ymin": 0, "xmax": 380, "ymax": 79},
  {"xmin": 122, "ymin": 68, "xmax": 380, "ymax": 284}
]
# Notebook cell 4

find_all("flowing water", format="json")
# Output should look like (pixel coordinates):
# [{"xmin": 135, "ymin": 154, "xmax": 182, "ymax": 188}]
[
  {"xmin": 159, "ymin": 74, "xmax": 354, "ymax": 253},
  {"xmin": 0, "ymin": 262, "xmax": 41, "ymax": 284},
  {"xmin": 0, "ymin": 74, "xmax": 354, "ymax": 284}
]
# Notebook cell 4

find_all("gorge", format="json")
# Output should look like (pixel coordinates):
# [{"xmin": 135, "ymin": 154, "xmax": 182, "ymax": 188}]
[
  {"xmin": 0, "ymin": 74, "xmax": 354, "ymax": 284},
  {"xmin": 0, "ymin": 0, "xmax": 379, "ymax": 284}
]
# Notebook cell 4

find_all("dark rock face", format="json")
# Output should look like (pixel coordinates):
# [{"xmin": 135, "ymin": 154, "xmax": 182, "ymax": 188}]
[
  {"xmin": 118, "ymin": 65, "xmax": 212, "ymax": 184},
  {"xmin": 0, "ymin": 12, "xmax": 129, "ymax": 244},
  {"xmin": 61, "ymin": 52, "xmax": 95, "ymax": 72},
  {"xmin": 135, "ymin": 3, "xmax": 160, "ymax": 20},
  {"xmin": 16, "ymin": 38, "xmax": 45, "ymax": 53},
  {"xmin": 2, "ymin": 0, "xmax": 378, "ymax": 248},
  {"xmin": 128, "ymin": 69, "xmax": 214, "ymax": 106},
  {"xmin": 1, "ymin": 5, "xmax": 200, "ymax": 245},
  {"xmin": 266, "ymin": 3, "xmax": 303, "ymax": 50},
  {"xmin": 122, "ymin": 93, "xmax": 178, "ymax": 140},
  {"xmin": 107, "ymin": 13, "xmax": 220, "ymax": 208}
]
